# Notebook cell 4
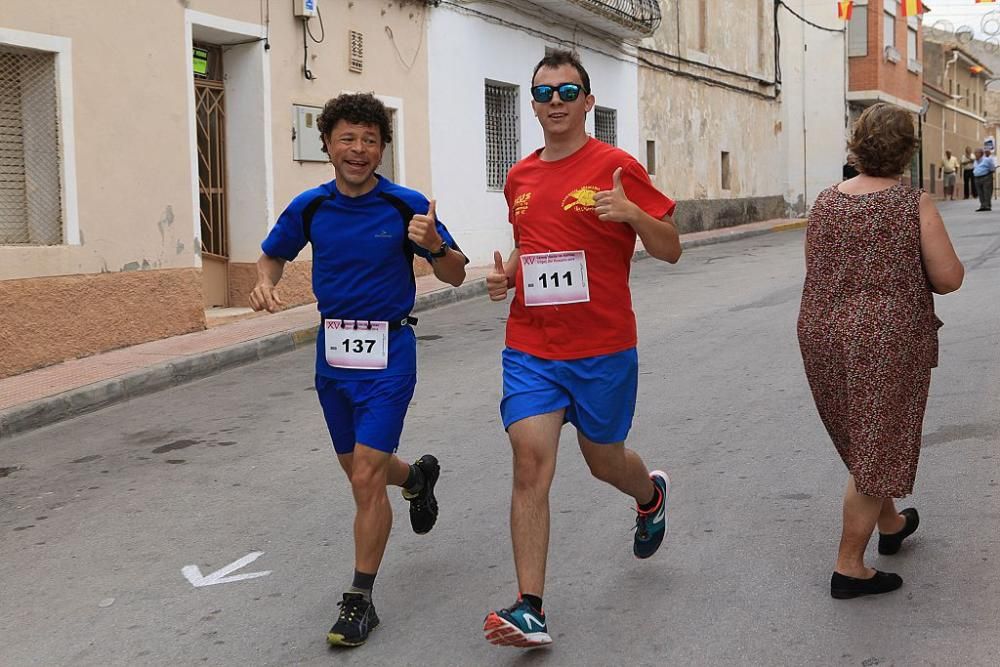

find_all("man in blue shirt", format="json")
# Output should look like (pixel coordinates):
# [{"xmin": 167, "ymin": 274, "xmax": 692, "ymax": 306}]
[
  {"xmin": 250, "ymin": 93, "xmax": 467, "ymax": 647},
  {"xmin": 972, "ymin": 147, "xmax": 996, "ymax": 212}
]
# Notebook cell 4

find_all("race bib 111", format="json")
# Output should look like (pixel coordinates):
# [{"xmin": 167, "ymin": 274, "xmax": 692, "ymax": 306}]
[{"xmin": 520, "ymin": 251, "xmax": 590, "ymax": 307}]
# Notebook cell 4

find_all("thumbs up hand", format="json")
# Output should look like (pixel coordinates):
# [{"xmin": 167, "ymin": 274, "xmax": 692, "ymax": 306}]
[
  {"xmin": 409, "ymin": 199, "xmax": 445, "ymax": 252},
  {"xmin": 594, "ymin": 167, "xmax": 639, "ymax": 226},
  {"xmin": 487, "ymin": 250, "xmax": 511, "ymax": 302}
]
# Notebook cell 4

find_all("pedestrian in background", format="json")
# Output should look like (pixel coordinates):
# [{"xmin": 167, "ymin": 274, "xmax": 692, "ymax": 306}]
[
  {"xmin": 972, "ymin": 148, "xmax": 996, "ymax": 212},
  {"xmin": 961, "ymin": 146, "xmax": 976, "ymax": 199},
  {"xmin": 797, "ymin": 103, "xmax": 964, "ymax": 600},
  {"xmin": 940, "ymin": 150, "xmax": 959, "ymax": 200}
]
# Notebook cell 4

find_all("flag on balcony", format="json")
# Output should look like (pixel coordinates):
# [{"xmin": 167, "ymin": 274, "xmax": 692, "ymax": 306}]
[
  {"xmin": 975, "ymin": 1, "xmax": 996, "ymax": 5},
  {"xmin": 899, "ymin": 0, "xmax": 924, "ymax": 16},
  {"xmin": 837, "ymin": 1, "xmax": 853, "ymax": 20}
]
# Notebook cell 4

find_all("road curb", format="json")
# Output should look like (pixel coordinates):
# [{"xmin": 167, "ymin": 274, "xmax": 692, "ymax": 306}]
[{"xmin": 0, "ymin": 220, "xmax": 801, "ymax": 439}]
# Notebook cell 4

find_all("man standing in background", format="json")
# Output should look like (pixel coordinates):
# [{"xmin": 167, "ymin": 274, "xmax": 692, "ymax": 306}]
[
  {"xmin": 940, "ymin": 150, "xmax": 959, "ymax": 201},
  {"xmin": 961, "ymin": 146, "xmax": 976, "ymax": 200},
  {"xmin": 973, "ymin": 147, "xmax": 996, "ymax": 212}
]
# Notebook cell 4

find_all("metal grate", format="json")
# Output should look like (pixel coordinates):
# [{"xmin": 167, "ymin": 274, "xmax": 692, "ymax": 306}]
[
  {"xmin": 569, "ymin": 0, "xmax": 662, "ymax": 35},
  {"xmin": 196, "ymin": 80, "xmax": 228, "ymax": 259},
  {"xmin": 349, "ymin": 30, "xmax": 363, "ymax": 74},
  {"xmin": 485, "ymin": 82, "xmax": 519, "ymax": 190},
  {"xmin": 0, "ymin": 45, "xmax": 62, "ymax": 245},
  {"xmin": 594, "ymin": 106, "xmax": 617, "ymax": 146}
]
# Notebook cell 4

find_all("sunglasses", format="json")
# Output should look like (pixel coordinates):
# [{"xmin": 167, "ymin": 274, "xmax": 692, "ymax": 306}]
[{"xmin": 530, "ymin": 82, "xmax": 587, "ymax": 103}]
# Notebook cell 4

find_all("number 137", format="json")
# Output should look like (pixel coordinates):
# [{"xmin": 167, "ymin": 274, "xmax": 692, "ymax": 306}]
[{"xmin": 342, "ymin": 339, "xmax": 377, "ymax": 353}]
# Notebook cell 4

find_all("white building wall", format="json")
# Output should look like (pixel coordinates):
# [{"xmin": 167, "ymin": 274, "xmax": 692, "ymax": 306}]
[
  {"xmin": 427, "ymin": 5, "xmax": 640, "ymax": 265},
  {"xmin": 779, "ymin": 1, "xmax": 848, "ymax": 212}
]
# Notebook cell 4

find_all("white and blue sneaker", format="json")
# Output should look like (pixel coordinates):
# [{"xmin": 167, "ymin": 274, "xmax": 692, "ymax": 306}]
[
  {"xmin": 633, "ymin": 470, "xmax": 670, "ymax": 559},
  {"xmin": 483, "ymin": 598, "xmax": 551, "ymax": 648}
]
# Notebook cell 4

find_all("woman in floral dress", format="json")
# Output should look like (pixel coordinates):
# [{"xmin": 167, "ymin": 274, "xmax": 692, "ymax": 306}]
[{"xmin": 797, "ymin": 103, "xmax": 965, "ymax": 599}]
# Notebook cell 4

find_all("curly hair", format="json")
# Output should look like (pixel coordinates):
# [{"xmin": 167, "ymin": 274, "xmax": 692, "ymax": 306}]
[
  {"xmin": 532, "ymin": 49, "xmax": 591, "ymax": 94},
  {"xmin": 316, "ymin": 93, "xmax": 392, "ymax": 154},
  {"xmin": 847, "ymin": 103, "xmax": 918, "ymax": 177}
]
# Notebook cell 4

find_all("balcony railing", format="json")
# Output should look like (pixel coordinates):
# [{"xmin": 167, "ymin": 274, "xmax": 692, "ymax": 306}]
[{"xmin": 515, "ymin": 0, "xmax": 662, "ymax": 39}]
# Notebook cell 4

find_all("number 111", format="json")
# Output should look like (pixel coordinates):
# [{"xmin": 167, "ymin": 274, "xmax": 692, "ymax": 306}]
[{"xmin": 538, "ymin": 271, "xmax": 573, "ymax": 289}]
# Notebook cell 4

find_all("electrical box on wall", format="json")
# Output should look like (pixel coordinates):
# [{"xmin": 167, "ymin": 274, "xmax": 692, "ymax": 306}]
[
  {"xmin": 294, "ymin": 0, "xmax": 318, "ymax": 18},
  {"xmin": 293, "ymin": 105, "xmax": 328, "ymax": 162}
]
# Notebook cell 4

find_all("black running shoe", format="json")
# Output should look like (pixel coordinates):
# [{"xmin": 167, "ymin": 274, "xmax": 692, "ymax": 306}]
[
  {"xmin": 327, "ymin": 593, "xmax": 379, "ymax": 647},
  {"xmin": 402, "ymin": 454, "xmax": 440, "ymax": 534}
]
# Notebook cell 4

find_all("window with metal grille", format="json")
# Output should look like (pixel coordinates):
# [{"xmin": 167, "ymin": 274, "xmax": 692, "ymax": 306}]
[
  {"xmin": 485, "ymin": 81, "xmax": 519, "ymax": 191},
  {"xmin": 0, "ymin": 45, "xmax": 62, "ymax": 245},
  {"xmin": 594, "ymin": 106, "xmax": 617, "ymax": 146}
]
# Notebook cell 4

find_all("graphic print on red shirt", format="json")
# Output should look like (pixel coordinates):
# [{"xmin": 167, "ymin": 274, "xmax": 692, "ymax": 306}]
[{"xmin": 503, "ymin": 138, "xmax": 676, "ymax": 360}]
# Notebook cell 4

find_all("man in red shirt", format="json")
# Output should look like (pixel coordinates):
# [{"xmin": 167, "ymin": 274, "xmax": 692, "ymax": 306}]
[{"xmin": 482, "ymin": 50, "xmax": 682, "ymax": 648}]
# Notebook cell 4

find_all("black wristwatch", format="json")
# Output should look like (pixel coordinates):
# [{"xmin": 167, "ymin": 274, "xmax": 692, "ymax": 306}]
[{"xmin": 430, "ymin": 241, "xmax": 449, "ymax": 259}]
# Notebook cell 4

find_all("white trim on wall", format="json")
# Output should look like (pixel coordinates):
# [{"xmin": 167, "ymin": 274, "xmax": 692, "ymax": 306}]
[
  {"xmin": 339, "ymin": 91, "xmax": 407, "ymax": 187},
  {"xmin": 183, "ymin": 9, "xmax": 272, "ymax": 257},
  {"xmin": 0, "ymin": 28, "xmax": 80, "ymax": 245}
]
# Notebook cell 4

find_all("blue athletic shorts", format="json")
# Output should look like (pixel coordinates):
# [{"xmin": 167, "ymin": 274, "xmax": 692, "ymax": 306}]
[
  {"xmin": 500, "ymin": 347, "xmax": 638, "ymax": 444},
  {"xmin": 315, "ymin": 374, "xmax": 416, "ymax": 455}
]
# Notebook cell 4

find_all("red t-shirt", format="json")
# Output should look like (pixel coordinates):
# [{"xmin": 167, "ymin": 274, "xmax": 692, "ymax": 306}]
[{"xmin": 503, "ymin": 138, "xmax": 676, "ymax": 360}]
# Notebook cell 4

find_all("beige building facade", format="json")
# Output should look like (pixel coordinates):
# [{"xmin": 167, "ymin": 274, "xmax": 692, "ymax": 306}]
[
  {"xmin": 639, "ymin": 1, "xmax": 848, "ymax": 227},
  {"xmin": 921, "ymin": 39, "xmax": 992, "ymax": 197},
  {"xmin": 639, "ymin": 0, "xmax": 788, "ymax": 231},
  {"xmin": 0, "ymin": 0, "xmax": 431, "ymax": 378}
]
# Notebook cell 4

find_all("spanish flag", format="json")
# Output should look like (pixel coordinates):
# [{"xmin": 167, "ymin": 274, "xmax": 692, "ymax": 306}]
[
  {"xmin": 976, "ymin": 1, "xmax": 996, "ymax": 5},
  {"xmin": 838, "ymin": 1, "xmax": 853, "ymax": 20},
  {"xmin": 900, "ymin": 0, "xmax": 924, "ymax": 16}
]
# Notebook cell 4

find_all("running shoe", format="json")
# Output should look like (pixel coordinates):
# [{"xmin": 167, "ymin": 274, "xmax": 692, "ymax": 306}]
[
  {"xmin": 633, "ymin": 470, "xmax": 670, "ymax": 559},
  {"xmin": 327, "ymin": 593, "xmax": 379, "ymax": 647},
  {"xmin": 483, "ymin": 598, "xmax": 551, "ymax": 648},
  {"xmin": 402, "ymin": 454, "xmax": 440, "ymax": 534}
]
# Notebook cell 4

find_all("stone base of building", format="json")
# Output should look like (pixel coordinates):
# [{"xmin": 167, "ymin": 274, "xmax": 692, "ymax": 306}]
[
  {"xmin": 227, "ymin": 261, "xmax": 314, "ymax": 310},
  {"xmin": 228, "ymin": 258, "xmax": 434, "ymax": 311},
  {"xmin": 672, "ymin": 195, "xmax": 789, "ymax": 234},
  {"xmin": 0, "ymin": 268, "xmax": 207, "ymax": 379}
]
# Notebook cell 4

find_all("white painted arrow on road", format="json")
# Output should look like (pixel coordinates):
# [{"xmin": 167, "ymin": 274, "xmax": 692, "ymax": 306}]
[{"xmin": 182, "ymin": 551, "xmax": 271, "ymax": 588}]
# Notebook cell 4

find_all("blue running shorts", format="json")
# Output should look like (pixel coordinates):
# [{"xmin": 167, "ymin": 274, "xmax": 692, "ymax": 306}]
[
  {"xmin": 315, "ymin": 374, "xmax": 416, "ymax": 455},
  {"xmin": 500, "ymin": 347, "xmax": 638, "ymax": 444}
]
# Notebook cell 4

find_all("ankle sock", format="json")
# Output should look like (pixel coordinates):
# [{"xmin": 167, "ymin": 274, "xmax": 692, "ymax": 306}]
[
  {"xmin": 403, "ymin": 463, "xmax": 425, "ymax": 493},
  {"xmin": 638, "ymin": 483, "xmax": 662, "ymax": 513},
  {"xmin": 521, "ymin": 594, "xmax": 543, "ymax": 614},
  {"xmin": 348, "ymin": 569, "xmax": 377, "ymax": 601}
]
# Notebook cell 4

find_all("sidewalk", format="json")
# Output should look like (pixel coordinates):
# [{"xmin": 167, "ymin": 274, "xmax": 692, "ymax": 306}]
[{"xmin": 0, "ymin": 218, "xmax": 805, "ymax": 439}]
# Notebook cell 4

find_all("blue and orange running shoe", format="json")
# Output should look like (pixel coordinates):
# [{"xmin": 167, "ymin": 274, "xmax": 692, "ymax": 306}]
[
  {"xmin": 633, "ymin": 470, "xmax": 670, "ymax": 559},
  {"xmin": 483, "ymin": 598, "xmax": 551, "ymax": 648}
]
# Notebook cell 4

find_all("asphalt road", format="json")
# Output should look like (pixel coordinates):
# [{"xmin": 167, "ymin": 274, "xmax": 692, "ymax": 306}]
[{"xmin": 1, "ymin": 200, "xmax": 998, "ymax": 666}]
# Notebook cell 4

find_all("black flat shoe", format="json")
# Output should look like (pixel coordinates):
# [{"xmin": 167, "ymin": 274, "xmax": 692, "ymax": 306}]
[
  {"xmin": 878, "ymin": 508, "xmax": 919, "ymax": 555},
  {"xmin": 830, "ymin": 570, "xmax": 903, "ymax": 599}
]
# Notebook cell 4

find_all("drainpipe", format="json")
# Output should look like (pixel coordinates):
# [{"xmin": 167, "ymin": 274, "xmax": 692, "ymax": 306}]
[{"xmin": 943, "ymin": 50, "xmax": 960, "ymax": 155}]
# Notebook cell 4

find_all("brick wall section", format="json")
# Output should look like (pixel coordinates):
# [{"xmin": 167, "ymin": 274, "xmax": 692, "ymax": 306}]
[{"xmin": 848, "ymin": 0, "xmax": 922, "ymax": 106}]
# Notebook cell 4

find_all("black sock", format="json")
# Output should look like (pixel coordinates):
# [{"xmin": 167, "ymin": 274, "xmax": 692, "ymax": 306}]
[
  {"xmin": 403, "ymin": 463, "xmax": 425, "ymax": 493},
  {"xmin": 521, "ymin": 594, "xmax": 543, "ymax": 613},
  {"xmin": 638, "ymin": 483, "xmax": 662, "ymax": 513},
  {"xmin": 348, "ymin": 569, "xmax": 377, "ymax": 601}
]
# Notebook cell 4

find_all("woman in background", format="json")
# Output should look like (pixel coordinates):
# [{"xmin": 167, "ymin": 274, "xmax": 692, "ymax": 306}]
[{"xmin": 797, "ymin": 103, "xmax": 964, "ymax": 600}]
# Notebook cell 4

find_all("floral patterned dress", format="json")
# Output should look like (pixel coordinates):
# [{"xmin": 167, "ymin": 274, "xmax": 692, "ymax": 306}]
[{"xmin": 797, "ymin": 183, "xmax": 942, "ymax": 498}]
